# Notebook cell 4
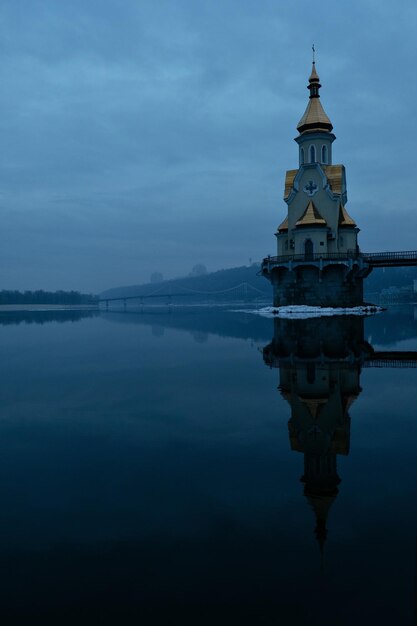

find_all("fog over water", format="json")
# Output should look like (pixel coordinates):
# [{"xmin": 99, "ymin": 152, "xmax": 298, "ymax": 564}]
[{"xmin": 0, "ymin": 1, "xmax": 416, "ymax": 292}]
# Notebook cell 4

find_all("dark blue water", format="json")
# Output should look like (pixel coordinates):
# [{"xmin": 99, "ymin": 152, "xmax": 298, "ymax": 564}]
[{"xmin": 0, "ymin": 306, "xmax": 416, "ymax": 625}]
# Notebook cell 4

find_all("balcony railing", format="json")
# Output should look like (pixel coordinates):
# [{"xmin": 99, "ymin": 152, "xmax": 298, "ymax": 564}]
[
  {"xmin": 262, "ymin": 251, "xmax": 359, "ymax": 264},
  {"xmin": 262, "ymin": 250, "xmax": 417, "ymax": 267}
]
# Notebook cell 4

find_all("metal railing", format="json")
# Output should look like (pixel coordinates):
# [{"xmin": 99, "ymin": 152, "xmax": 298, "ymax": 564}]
[
  {"xmin": 262, "ymin": 250, "xmax": 417, "ymax": 268},
  {"xmin": 363, "ymin": 250, "xmax": 417, "ymax": 260},
  {"xmin": 361, "ymin": 251, "xmax": 417, "ymax": 267},
  {"xmin": 262, "ymin": 251, "xmax": 359, "ymax": 264},
  {"xmin": 264, "ymin": 354, "xmax": 417, "ymax": 369}
]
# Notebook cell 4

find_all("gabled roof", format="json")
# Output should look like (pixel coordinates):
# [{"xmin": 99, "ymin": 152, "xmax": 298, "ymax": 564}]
[
  {"xmin": 277, "ymin": 216, "xmax": 288, "ymax": 232},
  {"xmin": 338, "ymin": 203, "xmax": 356, "ymax": 227},
  {"xmin": 284, "ymin": 165, "xmax": 345, "ymax": 200},
  {"xmin": 284, "ymin": 169, "xmax": 298, "ymax": 198},
  {"xmin": 296, "ymin": 201, "xmax": 327, "ymax": 227},
  {"xmin": 323, "ymin": 165, "xmax": 344, "ymax": 195}
]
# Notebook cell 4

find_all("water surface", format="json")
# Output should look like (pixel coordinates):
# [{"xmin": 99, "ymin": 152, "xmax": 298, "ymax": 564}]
[{"xmin": 0, "ymin": 305, "xmax": 416, "ymax": 625}]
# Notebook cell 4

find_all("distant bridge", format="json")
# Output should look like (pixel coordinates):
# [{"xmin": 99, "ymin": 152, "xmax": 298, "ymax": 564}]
[{"xmin": 98, "ymin": 282, "xmax": 270, "ymax": 308}]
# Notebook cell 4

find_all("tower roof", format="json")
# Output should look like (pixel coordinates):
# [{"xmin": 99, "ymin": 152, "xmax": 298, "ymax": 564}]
[
  {"xmin": 338, "ymin": 203, "xmax": 357, "ymax": 227},
  {"xmin": 296, "ymin": 201, "xmax": 327, "ymax": 227},
  {"xmin": 323, "ymin": 165, "xmax": 344, "ymax": 195},
  {"xmin": 297, "ymin": 98, "xmax": 333, "ymax": 134},
  {"xmin": 277, "ymin": 216, "xmax": 288, "ymax": 232},
  {"xmin": 297, "ymin": 63, "xmax": 333, "ymax": 134}
]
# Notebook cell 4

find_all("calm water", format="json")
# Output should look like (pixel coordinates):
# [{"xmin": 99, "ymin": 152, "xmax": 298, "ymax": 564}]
[{"xmin": 0, "ymin": 305, "xmax": 416, "ymax": 625}]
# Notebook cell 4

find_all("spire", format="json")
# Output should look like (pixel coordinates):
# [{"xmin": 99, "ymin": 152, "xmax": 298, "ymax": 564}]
[
  {"xmin": 297, "ymin": 59, "xmax": 333, "ymax": 135},
  {"xmin": 308, "ymin": 45, "xmax": 321, "ymax": 98},
  {"xmin": 309, "ymin": 62, "xmax": 320, "ymax": 85}
]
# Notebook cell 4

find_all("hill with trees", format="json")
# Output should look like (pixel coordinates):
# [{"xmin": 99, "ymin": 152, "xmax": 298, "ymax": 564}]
[
  {"xmin": 101, "ymin": 263, "xmax": 417, "ymax": 304},
  {"xmin": 101, "ymin": 264, "xmax": 271, "ymax": 302}
]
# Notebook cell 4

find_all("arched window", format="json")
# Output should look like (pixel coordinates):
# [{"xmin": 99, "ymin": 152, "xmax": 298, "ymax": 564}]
[
  {"xmin": 309, "ymin": 145, "xmax": 316, "ymax": 163},
  {"xmin": 300, "ymin": 147, "xmax": 304, "ymax": 165},
  {"xmin": 321, "ymin": 145, "xmax": 328, "ymax": 164}
]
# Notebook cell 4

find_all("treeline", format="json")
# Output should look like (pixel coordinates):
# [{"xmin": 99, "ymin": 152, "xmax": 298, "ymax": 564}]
[
  {"xmin": 0, "ymin": 290, "xmax": 98, "ymax": 305},
  {"xmin": 365, "ymin": 266, "xmax": 417, "ymax": 293}
]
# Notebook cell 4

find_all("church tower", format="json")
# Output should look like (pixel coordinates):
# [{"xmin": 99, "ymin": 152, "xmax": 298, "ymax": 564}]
[{"xmin": 262, "ymin": 59, "xmax": 371, "ymax": 307}]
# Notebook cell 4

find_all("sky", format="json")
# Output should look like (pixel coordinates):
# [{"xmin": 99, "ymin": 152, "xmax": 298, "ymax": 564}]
[{"xmin": 0, "ymin": 0, "xmax": 416, "ymax": 293}]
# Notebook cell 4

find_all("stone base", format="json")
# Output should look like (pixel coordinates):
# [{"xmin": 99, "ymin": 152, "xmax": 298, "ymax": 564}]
[{"xmin": 268, "ymin": 263, "xmax": 366, "ymax": 307}]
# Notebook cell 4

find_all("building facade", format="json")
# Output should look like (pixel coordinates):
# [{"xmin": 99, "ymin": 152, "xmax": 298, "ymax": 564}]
[{"xmin": 262, "ymin": 62, "xmax": 371, "ymax": 307}]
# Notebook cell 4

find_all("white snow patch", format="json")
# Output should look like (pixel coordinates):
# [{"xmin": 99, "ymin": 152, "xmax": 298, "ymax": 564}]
[{"xmin": 234, "ymin": 305, "xmax": 383, "ymax": 319}]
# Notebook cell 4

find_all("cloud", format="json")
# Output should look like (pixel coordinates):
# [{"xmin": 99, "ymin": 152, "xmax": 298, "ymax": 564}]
[{"xmin": 0, "ymin": 0, "xmax": 416, "ymax": 291}]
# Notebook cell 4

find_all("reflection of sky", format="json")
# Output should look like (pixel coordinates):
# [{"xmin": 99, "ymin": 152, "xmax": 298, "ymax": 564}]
[{"xmin": 0, "ymin": 308, "xmax": 416, "ymax": 622}]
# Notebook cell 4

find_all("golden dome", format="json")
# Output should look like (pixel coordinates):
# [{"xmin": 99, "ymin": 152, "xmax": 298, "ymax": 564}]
[
  {"xmin": 297, "ymin": 63, "xmax": 333, "ymax": 134},
  {"xmin": 297, "ymin": 97, "xmax": 333, "ymax": 134}
]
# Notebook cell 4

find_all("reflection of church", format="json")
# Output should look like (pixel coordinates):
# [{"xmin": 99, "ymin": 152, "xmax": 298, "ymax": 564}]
[{"xmin": 263, "ymin": 317, "xmax": 372, "ymax": 556}]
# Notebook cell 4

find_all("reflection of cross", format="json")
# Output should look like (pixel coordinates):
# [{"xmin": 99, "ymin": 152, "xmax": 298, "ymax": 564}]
[{"xmin": 303, "ymin": 180, "xmax": 318, "ymax": 196}]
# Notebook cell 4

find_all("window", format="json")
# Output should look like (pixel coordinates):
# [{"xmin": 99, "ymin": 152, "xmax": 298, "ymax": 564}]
[
  {"xmin": 304, "ymin": 239, "xmax": 314, "ymax": 259},
  {"xmin": 309, "ymin": 145, "xmax": 316, "ymax": 163},
  {"xmin": 320, "ymin": 241, "xmax": 324, "ymax": 246},
  {"xmin": 321, "ymin": 145, "xmax": 327, "ymax": 164},
  {"xmin": 285, "ymin": 240, "xmax": 288, "ymax": 250},
  {"xmin": 300, "ymin": 147, "xmax": 304, "ymax": 165}
]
